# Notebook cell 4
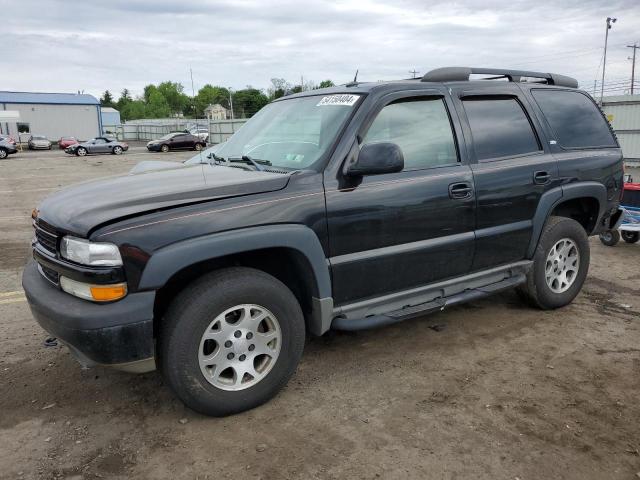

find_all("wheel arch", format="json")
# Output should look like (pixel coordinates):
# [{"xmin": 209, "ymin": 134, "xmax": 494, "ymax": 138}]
[
  {"xmin": 140, "ymin": 225, "xmax": 333, "ymax": 336},
  {"xmin": 527, "ymin": 182, "xmax": 607, "ymax": 258}
]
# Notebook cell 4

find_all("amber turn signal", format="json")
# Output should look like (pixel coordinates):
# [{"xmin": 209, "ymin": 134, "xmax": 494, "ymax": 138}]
[{"xmin": 90, "ymin": 284, "xmax": 128, "ymax": 302}]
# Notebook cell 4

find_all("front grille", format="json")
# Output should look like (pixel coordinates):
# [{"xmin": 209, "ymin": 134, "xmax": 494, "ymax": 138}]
[
  {"xmin": 33, "ymin": 220, "xmax": 58, "ymax": 255},
  {"xmin": 38, "ymin": 264, "xmax": 60, "ymax": 285}
]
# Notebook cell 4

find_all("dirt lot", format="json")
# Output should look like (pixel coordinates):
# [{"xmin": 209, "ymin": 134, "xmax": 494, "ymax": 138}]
[{"xmin": 0, "ymin": 150, "xmax": 639, "ymax": 480}]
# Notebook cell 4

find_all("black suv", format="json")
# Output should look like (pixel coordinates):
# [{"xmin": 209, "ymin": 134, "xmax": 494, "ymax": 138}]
[{"xmin": 23, "ymin": 67, "xmax": 624, "ymax": 416}]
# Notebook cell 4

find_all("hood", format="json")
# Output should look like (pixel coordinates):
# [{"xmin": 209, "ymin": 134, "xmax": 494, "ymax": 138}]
[
  {"xmin": 37, "ymin": 164, "xmax": 290, "ymax": 236},
  {"xmin": 129, "ymin": 160, "xmax": 185, "ymax": 174}
]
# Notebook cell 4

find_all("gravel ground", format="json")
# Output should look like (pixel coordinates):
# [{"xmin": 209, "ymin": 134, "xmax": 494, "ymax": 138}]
[{"xmin": 1, "ymin": 150, "xmax": 639, "ymax": 480}]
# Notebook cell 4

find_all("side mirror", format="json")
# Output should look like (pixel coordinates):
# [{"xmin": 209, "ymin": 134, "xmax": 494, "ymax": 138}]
[{"xmin": 346, "ymin": 142, "xmax": 404, "ymax": 177}]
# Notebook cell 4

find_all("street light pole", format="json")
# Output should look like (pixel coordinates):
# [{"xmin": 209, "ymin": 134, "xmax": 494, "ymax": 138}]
[{"xmin": 600, "ymin": 16, "xmax": 617, "ymax": 105}]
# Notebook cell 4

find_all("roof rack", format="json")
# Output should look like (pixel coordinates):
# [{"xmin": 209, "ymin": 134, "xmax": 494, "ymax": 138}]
[{"xmin": 421, "ymin": 67, "xmax": 578, "ymax": 88}]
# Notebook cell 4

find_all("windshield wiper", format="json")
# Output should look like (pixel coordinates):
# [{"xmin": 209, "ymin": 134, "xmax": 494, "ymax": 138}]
[
  {"xmin": 227, "ymin": 155, "xmax": 271, "ymax": 171},
  {"xmin": 208, "ymin": 152, "xmax": 226, "ymax": 164}
]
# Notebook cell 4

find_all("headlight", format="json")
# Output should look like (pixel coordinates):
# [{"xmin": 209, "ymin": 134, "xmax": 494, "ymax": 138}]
[{"xmin": 60, "ymin": 236, "xmax": 123, "ymax": 266}]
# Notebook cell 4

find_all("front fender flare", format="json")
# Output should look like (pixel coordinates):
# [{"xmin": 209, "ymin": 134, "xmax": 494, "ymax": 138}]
[{"xmin": 139, "ymin": 224, "xmax": 334, "ymax": 335}]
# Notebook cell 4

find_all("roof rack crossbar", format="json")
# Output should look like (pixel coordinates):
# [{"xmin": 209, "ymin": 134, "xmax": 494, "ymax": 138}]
[{"xmin": 421, "ymin": 67, "xmax": 578, "ymax": 88}]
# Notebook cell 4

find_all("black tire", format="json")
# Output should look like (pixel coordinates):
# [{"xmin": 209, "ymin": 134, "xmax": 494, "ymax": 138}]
[
  {"xmin": 621, "ymin": 231, "xmax": 639, "ymax": 244},
  {"xmin": 161, "ymin": 144, "xmax": 169, "ymax": 153},
  {"xmin": 112, "ymin": 145, "xmax": 123, "ymax": 155},
  {"xmin": 159, "ymin": 267, "xmax": 305, "ymax": 416},
  {"xmin": 599, "ymin": 230, "xmax": 620, "ymax": 246},
  {"xmin": 194, "ymin": 143, "xmax": 203, "ymax": 151},
  {"xmin": 518, "ymin": 216, "xmax": 590, "ymax": 310},
  {"xmin": 76, "ymin": 147, "xmax": 87, "ymax": 156},
  {"xmin": 0, "ymin": 148, "xmax": 7, "ymax": 159}
]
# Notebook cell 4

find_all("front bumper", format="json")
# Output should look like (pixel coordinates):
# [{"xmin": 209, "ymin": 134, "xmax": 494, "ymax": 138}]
[
  {"xmin": 146, "ymin": 144, "xmax": 161, "ymax": 151},
  {"xmin": 22, "ymin": 260, "xmax": 156, "ymax": 371}
]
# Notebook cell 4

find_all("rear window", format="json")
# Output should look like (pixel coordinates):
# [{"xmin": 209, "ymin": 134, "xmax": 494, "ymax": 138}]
[
  {"xmin": 462, "ymin": 98, "xmax": 541, "ymax": 161},
  {"xmin": 531, "ymin": 90, "xmax": 617, "ymax": 149}
]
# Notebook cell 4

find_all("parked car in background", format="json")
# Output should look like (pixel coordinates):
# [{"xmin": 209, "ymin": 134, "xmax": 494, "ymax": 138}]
[
  {"xmin": 65, "ymin": 137, "xmax": 129, "ymax": 156},
  {"xmin": 0, "ymin": 138, "xmax": 18, "ymax": 159},
  {"xmin": 0, "ymin": 134, "xmax": 17, "ymax": 146},
  {"xmin": 189, "ymin": 127, "xmax": 209, "ymax": 142},
  {"xmin": 28, "ymin": 135, "xmax": 52, "ymax": 150},
  {"xmin": 58, "ymin": 137, "xmax": 79, "ymax": 149},
  {"xmin": 146, "ymin": 132, "xmax": 206, "ymax": 152}
]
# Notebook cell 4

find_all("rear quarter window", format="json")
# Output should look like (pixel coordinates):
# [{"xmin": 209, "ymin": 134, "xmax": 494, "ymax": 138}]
[{"xmin": 531, "ymin": 89, "xmax": 617, "ymax": 149}]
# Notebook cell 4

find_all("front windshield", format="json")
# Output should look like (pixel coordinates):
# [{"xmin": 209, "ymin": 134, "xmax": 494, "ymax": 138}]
[{"xmin": 216, "ymin": 94, "xmax": 361, "ymax": 170}]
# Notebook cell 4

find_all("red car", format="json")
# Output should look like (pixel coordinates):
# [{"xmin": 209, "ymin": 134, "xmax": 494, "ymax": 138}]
[
  {"xmin": 58, "ymin": 137, "xmax": 79, "ymax": 149},
  {"xmin": 0, "ymin": 134, "xmax": 16, "ymax": 146}
]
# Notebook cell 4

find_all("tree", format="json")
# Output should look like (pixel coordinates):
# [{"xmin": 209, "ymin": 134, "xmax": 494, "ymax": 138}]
[
  {"xmin": 318, "ymin": 80, "xmax": 335, "ymax": 88},
  {"xmin": 116, "ymin": 89, "xmax": 133, "ymax": 111},
  {"xmin": 232, "ymin": 88, "xmax": 269, "ymax": 118},
  {"xmin": 268, "ymin": 78, "xmax": 290, "ymax": 100},
  {"xmin": 100, "ymin": 90, "xmax": 114, "ymax": 107},
  {"xmin": 157, "ymin": 81, "xmax": 188, "ymax": 114},
  {"xmin": 146, "ymin": 90, "xmax": 171, "ymax": 118},
  {"xmin": 120, "ymin": 100, "xmax": 146, "ymax": 121},
  {"xmin": 195, "ymin": 85, "xmax": 231, "ymax": 117}
]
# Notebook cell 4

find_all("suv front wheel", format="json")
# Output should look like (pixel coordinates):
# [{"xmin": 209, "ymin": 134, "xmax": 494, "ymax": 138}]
[
  {"xmin": 518, "ymin": 216, "xmax": 590, "ymax": 309},
  {"xmin": 160, "ymin": 267, "xmax": 305, "ymax": 416}
]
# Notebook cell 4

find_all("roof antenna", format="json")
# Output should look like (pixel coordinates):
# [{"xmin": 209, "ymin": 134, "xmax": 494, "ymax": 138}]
[{"xmin": 346, "ymin": 69, "xmax": 359, "ymax": 87}]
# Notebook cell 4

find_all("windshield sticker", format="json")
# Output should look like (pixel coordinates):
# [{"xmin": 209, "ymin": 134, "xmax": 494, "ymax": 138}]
[{"xmin": 316, "ymin": 94, "xmax": 360, "ymax": 107}]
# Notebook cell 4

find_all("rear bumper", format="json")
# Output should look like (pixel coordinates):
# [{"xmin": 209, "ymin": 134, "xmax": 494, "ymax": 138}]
[{"xmin": 22, "ymin": 260, "xmax": 156, "ymax": 371}]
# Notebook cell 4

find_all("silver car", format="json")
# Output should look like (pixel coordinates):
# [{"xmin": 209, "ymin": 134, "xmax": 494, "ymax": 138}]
[
  {"xmin": 65, "ymin": 137, "xmax": 129, "ymax": 156},
  {"xmin": 28, "ymin": 135, "xmax": 52, "ymax": 150}
]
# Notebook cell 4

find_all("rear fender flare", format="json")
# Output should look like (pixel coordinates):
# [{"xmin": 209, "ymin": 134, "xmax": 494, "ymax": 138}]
[{"xmin": 527, "ymin": 182, "xmax": 607, "ymax": 258}]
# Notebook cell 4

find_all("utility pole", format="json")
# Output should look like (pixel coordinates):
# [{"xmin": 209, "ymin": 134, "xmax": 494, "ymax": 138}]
[
  {"xmin": 600, "ymin": 16, "xmax": 616, "ymax": 105},
  {"xmin": 189, "ymin": 67, "xmax": 196, "ymax": 121},
  {"xmin": 628, "ymin": 43, "xmax": 638, "ymax": 95},
  {"xmin": 228, "ymin": 88, "xmax": 234, "ymax": 120},
  {"xmin": 409, "ymin": 69, "xmax": 419, "ymax": 79}
]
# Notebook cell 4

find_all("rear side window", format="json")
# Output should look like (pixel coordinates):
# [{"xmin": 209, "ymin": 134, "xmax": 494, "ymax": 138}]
[
  {"xmin": 462, "ymin": 98, "xmax": 541, "ymax": 161},
  {"xmin": 531, "ymin": 90, "xmax": 616, "ymax": 148}
]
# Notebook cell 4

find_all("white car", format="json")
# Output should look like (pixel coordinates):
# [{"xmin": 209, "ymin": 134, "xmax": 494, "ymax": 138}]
[{"xmin": 189, "ymin": 128, "xmax": 209, "ymax": 141}]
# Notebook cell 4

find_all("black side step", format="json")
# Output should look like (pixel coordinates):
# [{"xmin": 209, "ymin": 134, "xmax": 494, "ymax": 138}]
[{"xmin": 331, "ymin": 273, "xmax": 526, "ymax": 331}]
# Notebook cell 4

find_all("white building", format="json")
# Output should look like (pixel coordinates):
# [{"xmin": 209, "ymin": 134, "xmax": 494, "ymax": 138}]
[
  {"xmin": 204, "ymin": 103, "xmax": 229, "ymax": 121},
  {"xmin": 0, "ymin": 91, "xmax": 102, "ymax": 141},
  {"xmin": 601, "ymin": 95, "xmax": 640, "ymax": 167}
]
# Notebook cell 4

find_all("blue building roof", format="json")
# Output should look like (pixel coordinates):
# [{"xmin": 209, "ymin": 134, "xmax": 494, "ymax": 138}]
[{"xmin": 0, "ymin": 91, "xmax": 99, "ymax": 105}]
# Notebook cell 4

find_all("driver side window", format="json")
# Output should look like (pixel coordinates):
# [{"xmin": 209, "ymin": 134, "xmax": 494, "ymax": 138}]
[{"xmin": 363, "ymin": 98, "xmax": 458, "ymax": 171}]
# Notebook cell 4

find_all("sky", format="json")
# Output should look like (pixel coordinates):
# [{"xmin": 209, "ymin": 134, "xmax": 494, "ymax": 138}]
[{"xmin": 3, "ymin": 0, "xmax": 640, "ymax": 100}]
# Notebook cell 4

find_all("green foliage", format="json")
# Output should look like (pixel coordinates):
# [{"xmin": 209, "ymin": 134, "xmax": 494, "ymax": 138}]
[
  {"xmin": 195, "ymin": 85, "xmax": 230, "ymax": 116},
  {"xmin": 100, "ymin": 90, "xmax": 114, "ymax": 107},
  {"xmin": 231, "ymin": 88, "xmax": 269, "ymax": 118},
  {"xmin": 108, "ymin": 80, "xmax": 282, "ymax": 121},
  {"xmin": 318, "ymin": 80, "xmax": 335, "ymax": 88}
]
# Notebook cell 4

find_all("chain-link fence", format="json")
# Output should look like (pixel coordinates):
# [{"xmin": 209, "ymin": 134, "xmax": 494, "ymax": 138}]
[{"xmin": 103, "ymin": 119, "xmax": 247, "ymax": 143}]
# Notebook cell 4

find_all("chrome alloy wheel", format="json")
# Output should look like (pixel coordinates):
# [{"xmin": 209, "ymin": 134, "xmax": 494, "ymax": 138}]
[
  {"xmin": 545, "ymin": 238, "xmax": 580, "ymax": 294},
  {"xmin": 198, "ymin": 304, "xmax": 282, "ymax": 391}
]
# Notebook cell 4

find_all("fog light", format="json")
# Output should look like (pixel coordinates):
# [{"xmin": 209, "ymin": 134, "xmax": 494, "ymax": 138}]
[{"xmin": 60, "ymin": 276, "xmax": 127, "ymax": 302}]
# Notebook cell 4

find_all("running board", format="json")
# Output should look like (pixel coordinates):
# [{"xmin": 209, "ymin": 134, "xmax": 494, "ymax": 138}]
[{"xmin": 331, "ymin": 272, "xmax": 527, "ymax": 331}]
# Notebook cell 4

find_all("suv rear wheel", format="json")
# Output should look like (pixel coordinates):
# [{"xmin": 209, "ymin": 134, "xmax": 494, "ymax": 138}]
[
  {"xmin": 518, "ymin": 216, "xmax": 589, "ymax": 309},
  {"xmin": 159, "ymin": 267, "xmax": 305, "ymax": 416}
]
